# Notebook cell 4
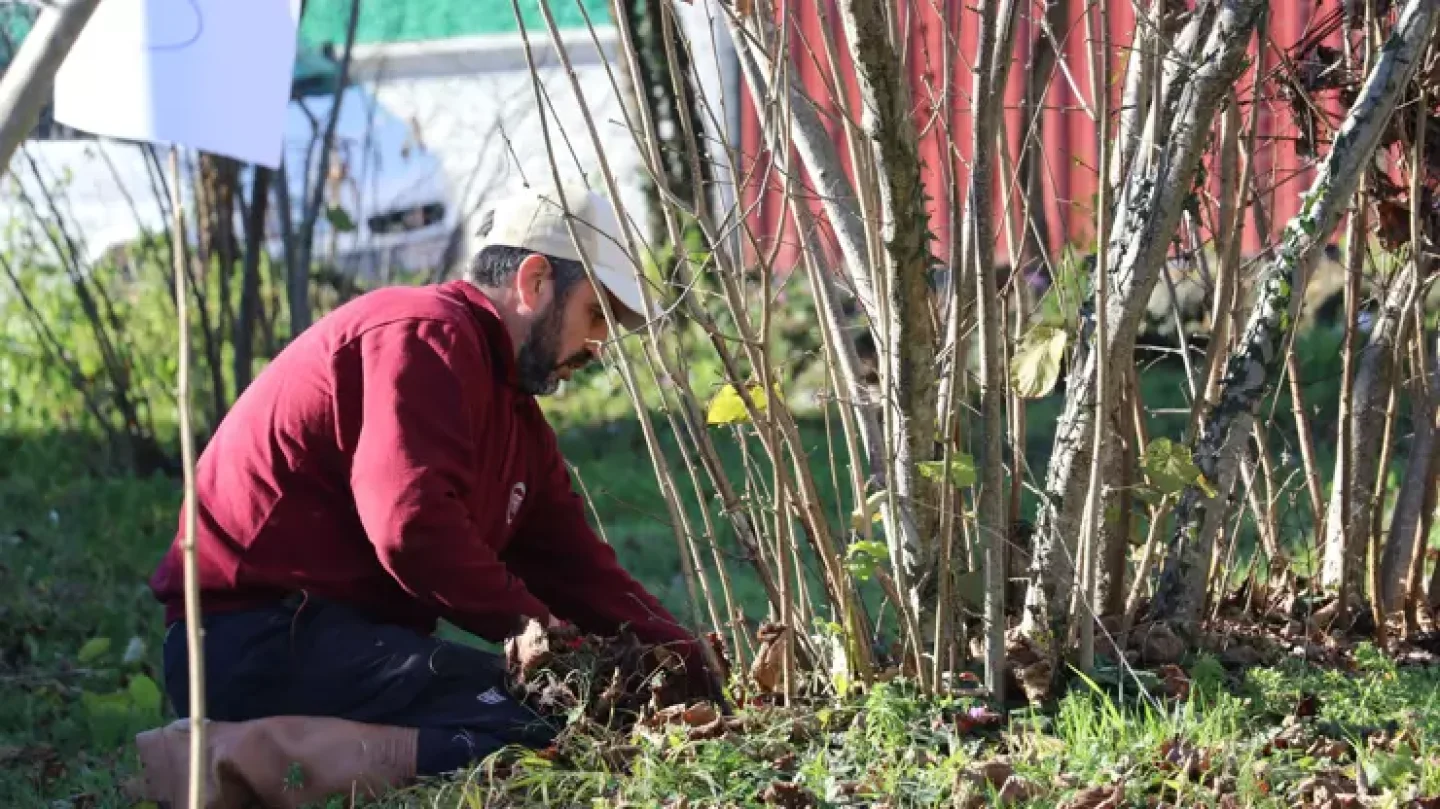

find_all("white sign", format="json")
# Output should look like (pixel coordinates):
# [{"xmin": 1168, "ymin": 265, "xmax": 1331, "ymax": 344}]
[{"xmin": 53, "ymin": 0, "xmax": 303, "ymax": 168}]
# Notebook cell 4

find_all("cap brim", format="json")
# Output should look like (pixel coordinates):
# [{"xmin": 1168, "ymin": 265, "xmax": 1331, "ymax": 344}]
[{"xmin": 594, "ymin": 266, "xmax": 655, "ymax": 332}]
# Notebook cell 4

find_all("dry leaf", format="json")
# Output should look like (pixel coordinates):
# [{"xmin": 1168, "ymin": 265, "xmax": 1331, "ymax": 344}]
[
  {"xmin": 997, "ymin": 776, "xmax": 1036, "ymax": 804},
  {"xmin": 683, "ymin": 703, "xmax": 718, "ymax": 726},
  {"xmin": 968, "ymin": 757, "xmax": 1014, "ymax": 789},
  {"xmin": 1219, "ymin": 643, "xmax": 1265, "ymax": 668},
  {"xmin": 750, "ymin": 623, "xmax": 790, "ymax": 694},
  {"xmin": 685, "ymin": 716, "xmax": 729, "ymax": 741},
  {"xmin": 1058, "ymin": 785, "xmax": 1124, "ymax": 809},
  {"xmin": 1158, "ymin": 664, "xmax": 1190, "ymax": 699},
  {"xmin": 760, "ymin": 781, "xmax": 816, "ymax": 808}
]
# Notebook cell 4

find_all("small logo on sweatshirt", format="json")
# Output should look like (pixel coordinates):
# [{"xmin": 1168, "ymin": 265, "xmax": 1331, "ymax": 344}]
[
  {"xmin": 507, "ymin": 482, "xmax": 527, "ymax": 525},
  {"xmin": 477, "ymin": 687, "xmax": 507, "ymax": 705}
]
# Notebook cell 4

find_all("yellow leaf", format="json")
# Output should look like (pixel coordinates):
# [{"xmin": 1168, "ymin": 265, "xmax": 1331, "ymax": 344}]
[
  {"xmin": 849, "ymin": 490, "xmax": 887, "ymax": 531},
  {"xmin": 1010, "ymin": 325, "xmax": 1069, "ymax": 399},
  {"xmin": 705, "ymin": 383, "xmax": 774, "ymax": 425}
]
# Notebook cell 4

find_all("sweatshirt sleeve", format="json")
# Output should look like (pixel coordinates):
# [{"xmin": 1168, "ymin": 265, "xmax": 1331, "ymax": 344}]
[
  {"xmin": 348, "ymin": 321, "xmax": 553, "ymax": 641},
  {"xmin": 505, "ymin": 423, "xmax": 696, "ymax": 651}
]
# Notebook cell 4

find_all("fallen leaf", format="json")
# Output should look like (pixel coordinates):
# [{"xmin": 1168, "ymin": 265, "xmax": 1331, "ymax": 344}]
[
  {"xmin": 1307, "ymin": 738, "xmax": 1350, "ymax": 760},
  {"xmin": 750, "ymin": 623, "xmax": 790, "ymax": 694},
  {"xmin": 1308, "ymin": 601, "xmax": 1339, "ymax": 632},
  {"xmin": 645, "ymin": 704, "xmax": 688, "ymax": 728},
  {"xmin": 760, "ymin": 781, "xmax": 816, "ymax": 808},
  {"xmin": 685, "ymin": 715, "xmax": 730, "ymax": 741},
  {"xmin": 682, "ymin": 702, "xmax": 718, "ymax": 726},
  {"xmin": 967, "ymin": 758, "xmax": 1014, "ymax": 789},
  {"xmin": 997, "ymin": 776, "xmax": 1036, "ymax": 804},
  {"xmin": 1295, "ymin": 691, "xmax": 1319, "ymax": 719},
  {"xmin": 1219, "ymin": 643, "xmax": 1265, "ymax": 668},
  {"xmin": 956, "ymin": 704, "xmax": 1005, "ymax": 734},
  {"xmin": 1158, "ymin": 664, "xmax": 1190, "ymax": 699},
  {"xmin": 1059, "ymin": 784, "xmax": 1124, "ymax": 809}
]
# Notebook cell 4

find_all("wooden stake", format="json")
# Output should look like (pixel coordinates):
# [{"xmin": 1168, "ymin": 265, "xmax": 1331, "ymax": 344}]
[{"xmin": 169, "ymin": 147, "xmax": 207, "ymax": 809}]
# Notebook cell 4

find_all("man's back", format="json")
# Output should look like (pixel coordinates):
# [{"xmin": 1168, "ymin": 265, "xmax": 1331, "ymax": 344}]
[{"xmin": 149, "ymin": 280, "xmax": 528, "ymax": 635}]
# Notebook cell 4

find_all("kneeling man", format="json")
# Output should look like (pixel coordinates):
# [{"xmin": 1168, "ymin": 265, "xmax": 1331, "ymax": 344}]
[{"xmin": 132, "ymin": 183, "xmax": 719, "ymax": 807}]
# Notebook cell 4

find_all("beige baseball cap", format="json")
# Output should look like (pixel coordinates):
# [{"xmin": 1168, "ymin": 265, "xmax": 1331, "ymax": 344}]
[{"xmin": 477, "ymin": 181, "xmax": 653, "ymax": 331}]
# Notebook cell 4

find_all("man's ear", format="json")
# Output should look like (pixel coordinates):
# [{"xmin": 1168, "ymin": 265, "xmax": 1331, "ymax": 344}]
[{"xmin": 514, "ymin": 253, "xmax": 554, "ymax": 316}]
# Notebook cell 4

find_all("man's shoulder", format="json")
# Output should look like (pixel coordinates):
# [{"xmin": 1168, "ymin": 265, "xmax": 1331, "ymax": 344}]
[
  {"xmin": 318, "ymin": 282, "xmax": 495, "ymax": 352},
  {"xmin": 331, "ymin": 282, "xmax": 475, "ymax": 328}
]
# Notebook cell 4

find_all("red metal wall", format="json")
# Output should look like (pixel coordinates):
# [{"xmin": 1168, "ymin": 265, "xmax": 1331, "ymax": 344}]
[{"xmin": 737, "ymin": 1, "xmax": 1347, "ymax": 273}]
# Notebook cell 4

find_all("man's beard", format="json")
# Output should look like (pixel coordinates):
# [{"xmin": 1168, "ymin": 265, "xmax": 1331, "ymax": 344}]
[{"xmin": 514, "ymin": 301, "xmax": 593, "ymax": 396}]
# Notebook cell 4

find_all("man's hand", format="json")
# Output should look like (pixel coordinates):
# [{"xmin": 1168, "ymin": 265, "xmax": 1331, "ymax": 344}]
[
  {"xmin": 505, "ymin": 617, "xmax": 551, "ymax": 678},
  {"xmin": 505, "ymin": 615, "xmax": 578, "ymax": 679}
]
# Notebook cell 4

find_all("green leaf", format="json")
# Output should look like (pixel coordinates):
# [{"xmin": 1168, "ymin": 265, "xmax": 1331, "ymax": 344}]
[
  {"xmin": 916, "ymin": 454, "xmax": 977, "ymax": 488},
  {"xmin": 128, "ymin": 674, "xmax": 163, "ymax": 721},
  {"xmin": 1038, "ymin": 249, "xmax": 1091, "ymax": 329},
  {"xmin": 1131, "ymin": 484, "xmax": 1164, "ymax": 507},
  {"xmin": 77, "ymin": 636, "xmax": 111, "ymax": 663},
  {"xmin": 1010, "ymin": 325, "xmax": 1069, "ymax": 399},
  {"xmin": 844, "ymin": 539, "xmax": 889, "ymax": 581},
  {"xmin": 324, "ymin": 205, "xmax": 357, "ymax": 233},
  {"xmin": 81, "ymin": 689, "xmax": 130, "ymax": 722},
  {"xmin": 1142, "ymin": 438, "xmax": 1216, "ymax": 496}
]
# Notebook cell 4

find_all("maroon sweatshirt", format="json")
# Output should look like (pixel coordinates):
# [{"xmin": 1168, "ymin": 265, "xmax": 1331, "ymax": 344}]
[{"xmin": 149, "ymin": 280, "xmax": 692, "ymax": 652}]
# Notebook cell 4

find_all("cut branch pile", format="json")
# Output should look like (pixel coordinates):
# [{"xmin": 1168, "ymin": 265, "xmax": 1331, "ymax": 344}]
[{"xmin": 505, "ymin": 624, "xmax": 721, "ymax": 732}]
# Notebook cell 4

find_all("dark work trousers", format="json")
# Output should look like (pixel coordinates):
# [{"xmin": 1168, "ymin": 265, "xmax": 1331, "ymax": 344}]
[{"xmin": 161, "ymin": 594, "xmax": 561, "ymax": 776}]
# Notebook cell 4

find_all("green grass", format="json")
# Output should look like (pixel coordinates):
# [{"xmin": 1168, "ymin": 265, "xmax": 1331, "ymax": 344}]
[
  {"xmin": 0, "ymin": 321, "xmax": 1430, "ymax": 807},
  {"xmin": 4, "ymin": 415, "xmax": 1438, "ymax": 807},
  {"xmin": 392, "ymin": 660, "xmax": 1440, "ymax": 808}
]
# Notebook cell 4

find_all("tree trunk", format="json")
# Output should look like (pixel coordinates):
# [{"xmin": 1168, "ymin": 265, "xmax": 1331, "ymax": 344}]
[
  {"xmin": 970, "ymin": 0, "xmax": 1021, "ymax": 703},
  {"xmin": 1382, "ymin": 326, "xmax": 1439, "ymax": 612},
  {"xmin": 1151, "ymin": 0, "xmax": 1440, "ymax": 633},
  {"xmin": 1017, "ymin": 0, "xmax": 1065, "ymax": 268},
  {"xmin": 235, "ymin": 167, "xmax": 272, "ymax": 394},
  {"xmin": 837, "ymin": 0, "xmax": 941, "ymax": 627},
  {"xmin": 1100, "ymin": 371, "xmax": 1134, "ymax": 616},
  {"xmin": 1325, "ymin": 204, "xmax": 1370, "ymax": 619},
  {"xmin": 728, "ymin": 22, "xmax": 883, "ymax": 473},
  {"xmin": 1019, "ymin": 0, "xmax": 1262, "ymax": 682},
  {"xmin": 197, "ymin": 152, "xmax": 238, "ymax": 418},
  {"xmin": 1324, "ymin": 259, "xmax": 1417, "ymax": 606},
  {"xmin": 731, "ymin": 13, "xmax": 876, "ymax": 320},
  {"xmin": 622, "ymin": 0, "xmax": 711, "ymax": 259}
]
